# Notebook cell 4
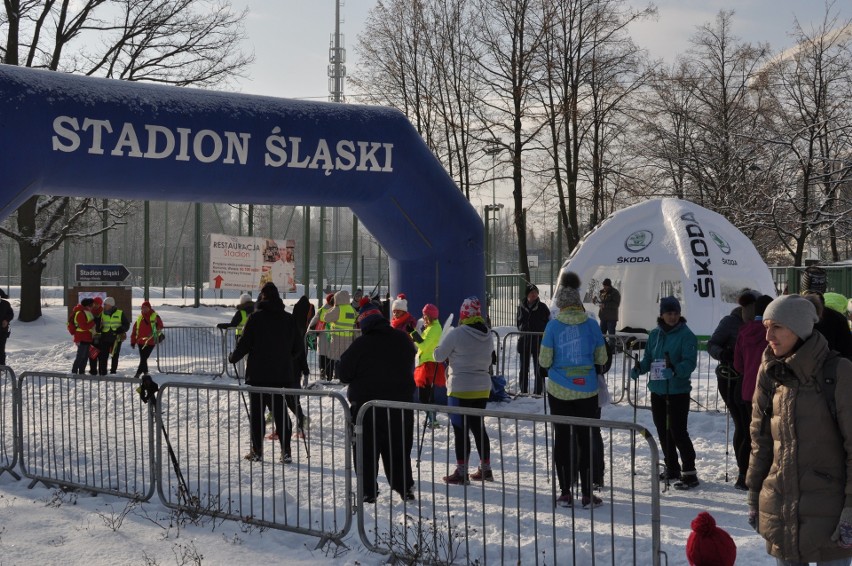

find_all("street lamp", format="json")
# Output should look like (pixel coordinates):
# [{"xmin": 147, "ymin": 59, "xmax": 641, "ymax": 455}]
[{"xmin": 485, "ymin": 203, "xmax": 504, "ymax": 275}]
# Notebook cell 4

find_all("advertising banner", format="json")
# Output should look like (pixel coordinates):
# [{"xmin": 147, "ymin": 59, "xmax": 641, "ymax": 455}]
[{"xmin": 209, "ymin": 234, "xmax": 296, "ymax": 292}]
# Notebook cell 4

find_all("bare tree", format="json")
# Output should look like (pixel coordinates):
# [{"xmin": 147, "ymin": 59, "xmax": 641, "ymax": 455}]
[
  {"xmin": 754, "ymin": 3, "xmax": 852, "ymax": 265},
  {"xmin": 1, "ymin": 0, "xmax": 253, "ymax": 320},
  {"xmin": 472, "ymin": 0, "xmax": 549, "ymax": 281}
]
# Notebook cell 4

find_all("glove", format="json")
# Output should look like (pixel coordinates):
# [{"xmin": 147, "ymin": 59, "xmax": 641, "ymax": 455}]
[
  {"xmin": 831, "ymin": 507, "xmax": 852, "ymax": 548},
  {"xmin": 118, "ymin": 333, "xmax": 126, "ymax": 341},
  {"xmin": 719, "ymin": 350, "xmax": 734, "ymax": 365},
  {"xmin": 130, "ymin": 342, "xmax": 136, "ymax": 349},
  {"xmin": 661, "ymin": 368, "xmax": 674, "ymax": 380},
  {"xmin": 411, "ymin": 330, "xmax": 424, "ymax": 343},
  {"xmin": 228, "ymin": 353, "xmax": 237, "ymax": 364},
  {"xmin": 216, "ymin": 322, "xmax": 229, "ymax": 330},
  {"xmin": 747, "ymin": 490, "xmax": 759, "ymax": 531},
  {"xmin": 629, "ymin": 367, "xmax": 639, "ymax": 380}
]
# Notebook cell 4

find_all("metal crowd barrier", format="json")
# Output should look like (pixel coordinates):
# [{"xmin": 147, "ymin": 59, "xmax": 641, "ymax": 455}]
[
  {"xmin": 155, "ymin": 326, "xmax": 225, "ymax": 377},
  {"xmin": 221, "ymin": 327, "xmax": 246, "ymax": 379},
  {"xmin": 303, "ymin": 329, "xmax": 361, "ymax": 385},
  {"xmin": 498, "ymin": 331, "xmax": 725, "ymax": 414},
  {"xmin": 626, "ymin": 339, "xmax": 724, "ymax": 413},
  {"xmin": 0, "ymin": 366, "xmax": 19, "ymax": 479},
  {"xmin": 17, "ymin": 372, "xmax": 156, "ymax": 499},
  {"xmin": 154, "ymin": 382, "xmax": 352, "ymax": 547},
  {"xmin": 354, "ymin": 400, "xmax": 664, "ymax": 565}
]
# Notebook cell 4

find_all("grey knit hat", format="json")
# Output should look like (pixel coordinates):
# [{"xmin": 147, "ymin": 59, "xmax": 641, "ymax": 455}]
[
  {"xmin": 763, "ymin": 295, "xmax": 819, "ymax": 340},
  {"xmin": 555, "ymin": 271, "xmax": 583, "ymax": 309}
]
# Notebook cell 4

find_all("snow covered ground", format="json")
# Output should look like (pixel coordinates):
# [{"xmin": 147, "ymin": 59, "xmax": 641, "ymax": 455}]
[{"xmin": 0, "ymin": 297, "xmax": 775, "ymax": 565}]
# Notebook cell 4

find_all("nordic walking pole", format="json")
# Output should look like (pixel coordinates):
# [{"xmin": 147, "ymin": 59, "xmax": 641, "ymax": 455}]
[
  {"xmin": 233, "ymin": 362, "xmax": 251, "ymax": 418},
  {"xmin": 138, "ymin": 375, "xmax": 194, "ymax": 507}
]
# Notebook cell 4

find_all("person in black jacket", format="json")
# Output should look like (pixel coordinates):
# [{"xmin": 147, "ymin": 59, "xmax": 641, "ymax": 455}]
[
  {"xmin": 707, "ymin": 290, "xmax": 758, "ymax": 490},
  {"xmin": 516, "ymin": 284, "xmax": 550, "ymax": 395},
  {"xmin": 339, "ymin": 300, "xmax": 417, "ymax": 503},
  {"xmin": 287, "ymin": 295, "xmax": 314, "ymax": 436},
  {"xmin": 803, "ymin": 291, "xmax": 852, "ymax": 359},
  {"xmin": 229, "ymin": 282, "xmax": 302, "ymax": 463},
  {"xmin": 0, "ymin": 289, "xmax": 13, "ymax": 366}
]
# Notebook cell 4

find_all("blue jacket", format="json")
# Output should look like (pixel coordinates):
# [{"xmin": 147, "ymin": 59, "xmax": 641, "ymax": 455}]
[
  {"xmin": 540, "ymin": 314, "xmax": 605, "ymax": 394},
  {"xmin": 636, "ymin": 318, "xmax": 697, "ymax": 395}
]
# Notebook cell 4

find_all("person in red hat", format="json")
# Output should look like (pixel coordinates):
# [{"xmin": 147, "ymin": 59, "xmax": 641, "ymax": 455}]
[
  {"xmin": 686, "ymin": 512, "xmax": 736, "ymax": 566},
  {"xmin": 130, "ymin": 301, "xmax": 164, "ymax": 378}
]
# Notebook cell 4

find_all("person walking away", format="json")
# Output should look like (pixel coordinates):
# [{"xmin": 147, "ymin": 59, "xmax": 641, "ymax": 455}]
[
  {"xmin": 70, "ymin": 298, "xmax": 96, "ymax": 375},
  {"xmin": 292, "ymin": 295, "xmax": 315, "ymax": 388},
  {"xmin": 732, "ymin": 294, "xmax": 773, "ymax": 489},
  {"xmin": 707, "ymin": 290, "xmax": 759, "ymax": 491},
  {"xmin": 130, "ymin": 301, "xmax": 164, "ymax": 378},
  {"xmin": 309, "ymin": 293, "xmax": 335, "ymax": 380},
  {"xmin": 516, "ymin": 283, "xmax": 550, "ymax": 395},
  {"xmin": 229, "ymin": 282, "xmax": 302, "ymax": 463},
  {"xmin": 594, "ymin": 278, "xmax": 621, "ymax": 336},
  {"xmin": 287, "ymin": 294, "xmax": 314, "ymax": 435},
  {"xmin": 0, "ymin": 289, "xmax": 14, "ymax": 366},
  {"xmin": 434, "ymin": 296, "xmax": 494, "ymax": 484},
  {"xmin": 748, "ymin": 294, "xmax": 852, "ymax": 565},
  {"xmin": 339, "ymin": 299, "xmax": 417, "ymax": 503},
  {"xmin": 97, "ymin": 296, "xmax": 130, "ymax": 375},
  {"xmin": 324, "ymin": 289, "xmax": 358, "ymax": 380},
  {"xmin": 88, "ymin": 297, "xmax": 104, "ymax": 375},
  {"xmin": 539, "ymin": 271, "xmax": 607, "ymax": 508},
  {"xmin": 412, "ymin": 303, "xmax": 445, "ymax": 427},
  {"xmin": 630, "ymin": 296, "xmax": 699, "ymax": 490},
  {"xmin": 217, "ymin": 293, "xmax": 254, "ymax": 337}
]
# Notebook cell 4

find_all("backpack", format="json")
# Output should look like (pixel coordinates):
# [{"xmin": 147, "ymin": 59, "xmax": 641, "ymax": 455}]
[{"xmin": 67, "ymin": 311, "xmax": 77, "ymax": 335}]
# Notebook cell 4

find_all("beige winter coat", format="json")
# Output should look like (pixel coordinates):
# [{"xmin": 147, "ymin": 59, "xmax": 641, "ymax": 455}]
[
  {"xmin": 747, "ymin": 331, "xmax": 852, "ymax": 563},
  {"xmin": 324, "ymin": 290, "xmax": 358, "ymax": 360}
]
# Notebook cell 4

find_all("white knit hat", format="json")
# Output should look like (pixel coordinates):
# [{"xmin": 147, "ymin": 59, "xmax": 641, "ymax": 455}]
[
  {"xmin": 104, "ymin": 297, "xmax": 115, "ymax": 307},
  {"xmin": 391, "ymin": 296, "xmax": 408, "ymax": 312},
  {"xmin": 239, "ymin": 293, "xmax": 252, "ymax": 305}
]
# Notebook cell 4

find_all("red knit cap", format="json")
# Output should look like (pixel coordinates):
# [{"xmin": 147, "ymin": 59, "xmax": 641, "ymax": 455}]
[{"xmin": 686, "ymin": 512, "xmax": 736, "ymax": 566}]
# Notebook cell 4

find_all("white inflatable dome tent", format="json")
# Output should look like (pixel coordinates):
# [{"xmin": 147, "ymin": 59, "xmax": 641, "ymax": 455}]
[{"xmin": 553, "ymin": 198, "xmax": 776, "ymax": 338}]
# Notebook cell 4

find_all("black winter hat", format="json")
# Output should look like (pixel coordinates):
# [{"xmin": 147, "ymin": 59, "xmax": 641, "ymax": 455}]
[
  {"xmin": 525, "ymin": 284, "xmax": 539, "ymax": 296},
  {"xmin": 260, "ymin": 282, "xmax": 281, "ymax": 303}
]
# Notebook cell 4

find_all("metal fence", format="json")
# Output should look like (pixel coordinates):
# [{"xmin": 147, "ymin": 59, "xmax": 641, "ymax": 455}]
[
  {"xmin": 154, "ymin": 382, "xmax": 353, "ymax": 546},
  {"xmin": 17, "ymin": 372, "xmax": 156, "ymax": 499},
  {"xmin": 497, "ymin": 331, "xmax": 726, "ymax": 413},
  {"xmin": 156, "ymin": 326, "xmax": 226, "ymax": 377},
  {"xmin": 0, "ymin": 365, "xmax": 19, "ymax": 479},
  {"xmin": 768, "ymin": 265, "xmax": 852, "ymax": 296},
  {"xmin": 354, "ymin": 400, "xmax": 664, "ymax": 565},
  {"xmin": 486, "ymin": 274, "xmax": 527, "ymax": 327}
]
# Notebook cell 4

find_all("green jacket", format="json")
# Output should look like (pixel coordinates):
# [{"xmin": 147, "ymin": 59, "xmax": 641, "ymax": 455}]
[{"xmin": 636, "ymin": 318, "xmax": 697, "ymax": 395}]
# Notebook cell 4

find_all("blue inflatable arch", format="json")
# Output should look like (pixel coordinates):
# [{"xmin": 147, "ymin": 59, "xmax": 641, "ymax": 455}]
[{"xmin": 0, "ymin": 65, "xmax": 484, "ymax": 320}]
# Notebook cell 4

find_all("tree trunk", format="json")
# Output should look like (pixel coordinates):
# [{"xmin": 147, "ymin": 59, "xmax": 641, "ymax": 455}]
[{"xmin": 17, "ymin": 240, "xmax": 45, "ymax": 322}]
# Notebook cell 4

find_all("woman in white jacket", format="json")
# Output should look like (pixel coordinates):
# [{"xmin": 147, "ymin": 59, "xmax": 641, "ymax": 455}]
[{"xmin": 434, "ymin": 296, "xmax": 494, "ymax": 484}]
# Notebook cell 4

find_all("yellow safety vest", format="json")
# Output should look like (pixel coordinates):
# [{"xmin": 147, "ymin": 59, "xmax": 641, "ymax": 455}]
[
  {"xmin": 236, "ymin": 309, "xmax": 248, "ymax": 337},
  {"xmin": 101, "ymin": 309, "xmax": 124, "ymax": 333},
  {"xmin": 330, "ymin": 304, "xmax": 357, "ymax": 337},
  {"xmin": 76, "ymin": 310, "xmax": 94, "ymax": 332}
]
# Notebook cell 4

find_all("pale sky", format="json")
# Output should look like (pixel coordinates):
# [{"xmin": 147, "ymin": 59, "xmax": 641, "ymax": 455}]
[{"xmin": 227, "ymin": 0, "xmax": 852, "ymax": 100}]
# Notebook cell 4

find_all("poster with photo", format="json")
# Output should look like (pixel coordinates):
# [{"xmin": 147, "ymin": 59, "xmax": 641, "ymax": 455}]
[{"xmin": 209, "ymin": 234, "xmax": 296, "ymax": 292}]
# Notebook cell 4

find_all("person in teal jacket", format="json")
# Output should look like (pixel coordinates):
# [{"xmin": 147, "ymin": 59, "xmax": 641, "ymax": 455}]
[{"xmin": 630, "ymin": 296, "xmax": 699, "ymax": 490}]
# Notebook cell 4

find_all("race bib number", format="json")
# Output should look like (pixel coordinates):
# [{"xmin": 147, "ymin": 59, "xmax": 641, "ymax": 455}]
[{"xmin": 650, "ymin": 360, "xmax": 668, "ymax": 380}]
